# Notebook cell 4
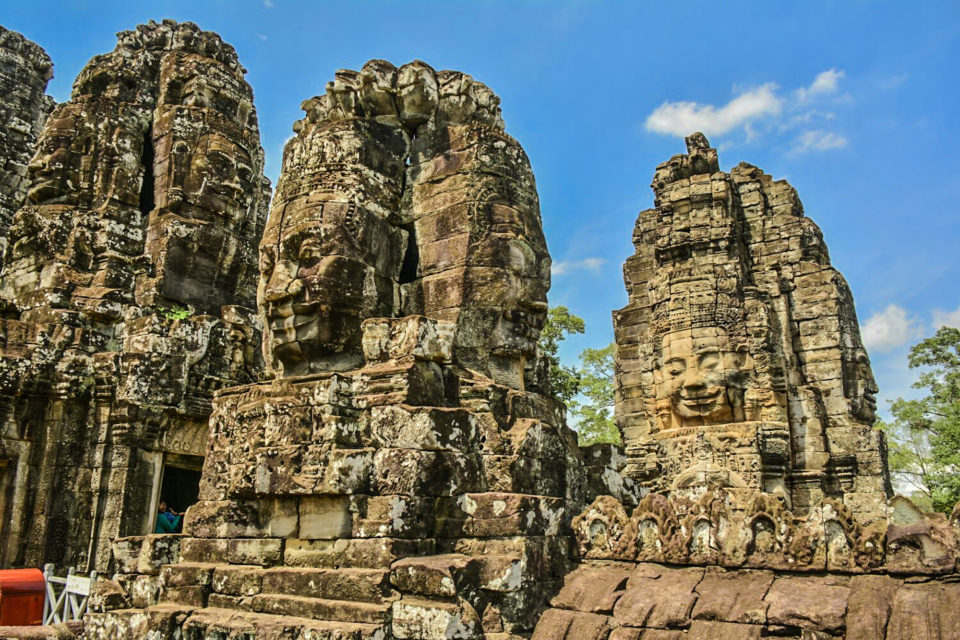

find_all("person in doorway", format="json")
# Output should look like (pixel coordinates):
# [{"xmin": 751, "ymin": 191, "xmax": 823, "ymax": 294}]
[{"xmin": 154, "ymin": 499, "xmax": 183, "ymax": 533}]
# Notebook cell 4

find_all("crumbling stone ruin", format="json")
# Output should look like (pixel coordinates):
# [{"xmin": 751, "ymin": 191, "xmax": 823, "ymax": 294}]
[
  {"xmin": 0, "ymin": 19, "xmax": 958, "ymax": 640},
  {"xmin": 0, "ymin": 25, "xmax": 54, "ymax": 261},
  {"xmin": 85, "ymin": 58, "xmax": 594, "ymax": 639},
  {"xmin": 528, "ymin": 137, "xmax": 960, "ymax": 639},
  {"xmin": 613, "ymin": 133, "xmax": 889, "ymax": 520},
  {"xmin": 0, "ymin": 20, "xmax": 269, "ymax": 573}
]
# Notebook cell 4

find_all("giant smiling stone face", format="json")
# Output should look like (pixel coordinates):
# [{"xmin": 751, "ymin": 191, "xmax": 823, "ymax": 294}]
[
  {"xmin": 457, "ymin": 197, "xmax": 550, "ymax": 389},
  {"xmin": 257, "ymin": 198, "xmax": 401, "ymax": 377},
  {"xmin": 655, "ymin": 326, "xmax": 750, "ymax": 429},
  {"xmin": 182, "ymin": 132, "xmax": 254, "ymax": 227}
]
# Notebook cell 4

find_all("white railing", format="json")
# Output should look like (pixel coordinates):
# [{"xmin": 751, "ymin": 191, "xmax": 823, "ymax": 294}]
[{"xmin": 42, "ymin": 564, "xmax": 96, "ymax": 624}]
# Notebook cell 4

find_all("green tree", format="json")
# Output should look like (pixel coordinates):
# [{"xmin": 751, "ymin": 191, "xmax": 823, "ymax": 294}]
[
  {"xmin": 878, "ymin": 326, "xmax": 960, "ymax": 513},
  {"xmin": 570, "ymin": 342, "xmax": 620, "ymax": 445},
  {"xmin": 538, "ymin": 306, "xmax": 585, "ymax": 404}
]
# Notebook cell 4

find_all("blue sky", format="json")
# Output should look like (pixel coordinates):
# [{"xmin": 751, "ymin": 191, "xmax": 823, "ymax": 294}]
[{"xmin": 4, "ymin": 1, "xmax": 959, "ymax": 414}]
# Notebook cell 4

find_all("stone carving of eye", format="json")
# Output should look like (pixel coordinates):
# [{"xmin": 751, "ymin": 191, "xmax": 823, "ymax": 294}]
[
  {"xmin": 664, "ymin": 360, "xmax": 685, "ymax": 376},
  {"xmin": 208, "ymin": 152, "xmax": 233, "ymax": 174},
  {"xmin": 298, "ymin": 241, "xmax": 323, "ymax": 263},
  {"xmin": 698, "ymin": 352, "xmax": 720, "ymax": 370}
]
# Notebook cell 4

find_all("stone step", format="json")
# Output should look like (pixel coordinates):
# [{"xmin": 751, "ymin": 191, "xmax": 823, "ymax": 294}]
[
  {"xmin": 259, "ymin": 566, "xmax": 394, "ymax": 604},
  {"xmin": 250, "ymin": 593, "xmax": 392, "ymax": 624},
  {"xmin": 178, "ymin": 606, "xmax": 388, "ymax": 639},
  {"xmin": 391, "ymin": 553, "xmax": 476, "ymax": 597},
  {"xmin": 179, "ymin": 536, "xmax": 283, "ymax": 566},
  {"xmin": 391, "ymin": 596, "xmax": 483, "ymax": 639},
  {"xmin": 83, "ymin": 609, "xmax": 149, "ymax": 640},
  {"xmin": 284, "ymin": 536, "xmax": 435, "ymax": 568},
  {"xmin": 160, "ymin": 562, "xmax": 218, "ymax": 588}
]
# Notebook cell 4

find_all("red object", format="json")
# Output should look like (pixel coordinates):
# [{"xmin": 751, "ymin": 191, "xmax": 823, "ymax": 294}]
[{"xmin": 0, "ymin": 568, "xmax": 45, "ymax": 625}]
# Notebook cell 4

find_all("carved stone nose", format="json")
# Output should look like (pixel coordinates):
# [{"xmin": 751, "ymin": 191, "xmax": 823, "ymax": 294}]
[
  {"xmin": 683, "ymin": 367, "xmax": 705, "ymax": 389},
  {"xmin": 264, "ymin": 261, "xmax": 301, "ymax": 303},
  {"xmin": 27, "ymin": 157, "xmax": 46, "ymax": 174}
]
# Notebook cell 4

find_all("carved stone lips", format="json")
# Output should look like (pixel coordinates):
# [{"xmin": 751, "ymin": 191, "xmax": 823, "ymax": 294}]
[
  {"xmin": 680, "ymin": 390, "xmax": 722, "ymax": 407},
  {"xmin": 268, "ymin": 303, "xmax": 318, "ymax": 345}
]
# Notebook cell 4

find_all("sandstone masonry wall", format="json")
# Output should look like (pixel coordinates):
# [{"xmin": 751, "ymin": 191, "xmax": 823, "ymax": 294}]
[{"xmin": 533, "ymin": 492, "xmax": 960, "ymax": 639}]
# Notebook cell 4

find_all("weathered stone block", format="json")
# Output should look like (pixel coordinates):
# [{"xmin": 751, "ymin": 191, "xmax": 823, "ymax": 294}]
[
  {"xmin": 529, "ymin": 608, "xmax": 611, "ymax": 640},
  {"xmin": 390, "ymin": 554, "xmax": 475, "ymax": 598},
  {"xmin": 845, "ymin": 574, "xmax": 900, "ymax": 640},
  {"xmin": 179, "ymin": 537, "xmax": 283, "ymax": 566},
  {"xmin": 284, "ymin": 537, "xmax": 434, "ymax": 569},
  {"xmin": 392, "ymin": 597, "xmax": 483, "ymax": 640},
  {"xmin": 550, "ymin": 563, "xmax": 632, "ymax": 614},
  {"xmin": 211, "ymin": 565, "xmax": 264, "ymax": 597},
  {"xmin": 886, "ymin": 582, "xmax": 960, "ymax": 640},
  {"xmin": 690, "ymin": 568, "xmax": 772, "ymax": 625},
  {"xmin": 368, "ymin": 404, "xmax": 475, "ymax": 452},
  {"xmin": 184, "ymin": 499, "xmax": 298, "ymax": 538},
  {"xmin": 260, "ymin": 567, "xmax": 393, "ymax": 604},
  {"xmin": 612, "ymin": 564, "xmax": 703, "ymax": 629},
  {"xmin": 372, "ymin": 448, "xmax": 482, "ymax": 496},
  {"xmin": 764, "ymin": 575, "xmax": 849, "ymax": 634},
  {"xmin": 159, "ymin": 563, "xmax": 216, "ymax": 589},
  {"xmin": 687, "ymin": 620, "xmax": 762, "ymax": 640},
  {"xmin": 299, "ymin": 495, "xmax": 352, "ymax": 539},
  {"xmin": 249, "ymin": 593, "xmax": 390, "ymax": 624}
]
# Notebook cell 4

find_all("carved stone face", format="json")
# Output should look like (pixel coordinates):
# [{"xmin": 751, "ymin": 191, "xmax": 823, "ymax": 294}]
[
  {"xmin": 656, "ymin": 327, "xmax": 748, "ymax": 427},
  {"xmin": 845, "ymin": 346, "xmax": 879, "ymax": 422},
  {"xmin": 183, "ymin": 134, "xmax": 252, "ymax": 226},
  {"xmin": 465, "ymin": 204, "xmax": 549, "ymax": 369},
  {"xmin": 27, "ymin": 112, "xmax": 81, "ymax": 205},
  {"xmin": 258, "ymin": 201, "xmax": 400, "ymax": 376}
]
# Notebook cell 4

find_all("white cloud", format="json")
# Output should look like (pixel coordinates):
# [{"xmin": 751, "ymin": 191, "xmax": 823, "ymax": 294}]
[
  {"xmin": 795, "ymin": 68, "xmax": 845, "ymax": 101},
  {"xmin": 645, "ymin": 69, "xmax": 848, "ymax": 152},
  {"xmin": 862, "ymin": 304, "xmax": 924, "ymax": 352},
  {"xmin": 932, "ymin": 305, "xmax": 960, "ymax": 330},
  {"xmin": 644, "ymin": 83, "xmax": 782, "ymax": 138},
  {"xmin": 552, "ymin": 257, "xmax": 606, "ymax": 276},
  {"xmin": 263, "ymin": 0, "xmax": 275, "ymax": 7},
  {"xmin": 790, "ymin": 129, "xmax": 848, "ymax": 154},
  {"xmin": 257, "ymin": 34, "xmax": 268, "ymax": 41}
]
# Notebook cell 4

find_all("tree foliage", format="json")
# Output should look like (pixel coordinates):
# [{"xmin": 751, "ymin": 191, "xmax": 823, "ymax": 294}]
[
  {"xmin": 569, "ymin": 342, "xmax": 620, "ymax": 445},
  {"xmin": 538, "ymin": 306, "xmax": 620, "ymax": 446},
  {"xmin": 538, "ymin": 306, "xmax": 584, "ymax": 404},
  {"xmin": 877, "ymin": 326, "xmax": 960, "ymax": 513}
]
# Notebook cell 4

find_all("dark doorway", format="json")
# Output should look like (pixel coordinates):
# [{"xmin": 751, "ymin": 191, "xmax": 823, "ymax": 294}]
[{"xmin": 159, "ymin": 454, "xmax": 202, "ymax": 515}]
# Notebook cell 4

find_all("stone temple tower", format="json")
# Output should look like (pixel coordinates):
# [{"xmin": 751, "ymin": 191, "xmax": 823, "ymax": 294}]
[
  {"xmin": 613, "ymin": 133, "xmax": 890, "ymax": 520},
  {"xmin": 0, "ymin": 20, "xmax": 270, "ymax": 572}
]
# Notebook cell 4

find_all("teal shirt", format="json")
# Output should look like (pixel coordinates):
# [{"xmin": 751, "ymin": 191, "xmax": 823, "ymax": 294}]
[{"xmin": 154, "ymin": 511, "xmax": 182, "ymax": 533}]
